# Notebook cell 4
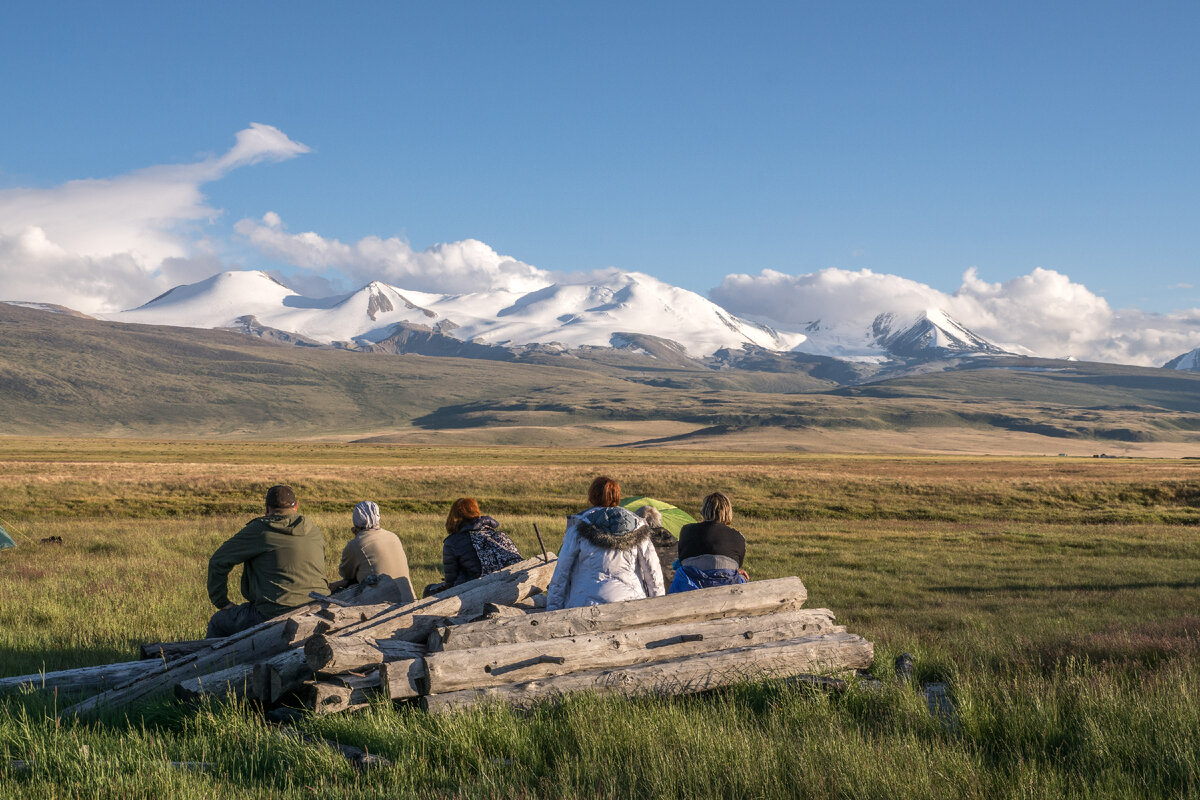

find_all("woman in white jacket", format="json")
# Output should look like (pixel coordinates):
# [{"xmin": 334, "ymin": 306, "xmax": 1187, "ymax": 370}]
[{"xmin": 546, "ymin": 476, "xmax": 665, "ymax": 611}]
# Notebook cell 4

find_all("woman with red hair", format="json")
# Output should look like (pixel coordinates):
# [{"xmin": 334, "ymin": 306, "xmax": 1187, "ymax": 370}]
[
  {"xmin": 545, "ymin": 476, "xmax": 664, "ymax": 610},
  {"xmin": 439, "ymin": 497, "xmax": 522, "ymax": 589}
]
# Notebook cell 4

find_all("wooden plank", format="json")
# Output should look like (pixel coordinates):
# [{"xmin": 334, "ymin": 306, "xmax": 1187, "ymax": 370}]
[
  {"xmin": 422, "ymin": 631, "xmax": 873, "ymax": 713},
  {"xmin": 335, "ymin": 555, "xmax": 557, "ymax": 645},
  {"xmin": 304, "ymin": 634, "xmax": 424, "ymax": 675},
  {"xmin": 0, "ymin": 660, "xmax": 163, "ymax": 697},
  {"xmin": 425, "ymin": 608, "xmax": 842, "ymax": 693},
  {"xmin": 432, "ymin": 577, "xmax": 807, "ymax": 652},
  {"xmin": 139, "ymin": 639, "xmax": 224, "ymax": 661},
  {"xmin": 303, "ymin": 671, "xmax": 379, "ymax": 715},
  {"xmin": 380, "ymin": 657, "xmax": 426, "ymax": 700},
  {"xmin": 175, "ymin": 663, "xmax": 255, "ymax": 702}
]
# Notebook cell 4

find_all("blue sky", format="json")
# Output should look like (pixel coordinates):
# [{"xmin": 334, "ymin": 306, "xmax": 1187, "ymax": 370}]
[{"xmin": 1, "ymin": 1, "xmax": 1199, "ymax": 362}]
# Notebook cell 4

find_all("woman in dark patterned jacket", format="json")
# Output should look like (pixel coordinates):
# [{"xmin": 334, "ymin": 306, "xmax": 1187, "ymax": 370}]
[{"xmin": 440, "ymin": 497, "xmax": 522, "ymax": 588}]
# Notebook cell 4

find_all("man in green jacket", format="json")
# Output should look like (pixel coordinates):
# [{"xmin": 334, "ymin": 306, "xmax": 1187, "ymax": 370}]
[{"xmin": 206, "ymin": 484, "xmax": 330, "ymax": 637}]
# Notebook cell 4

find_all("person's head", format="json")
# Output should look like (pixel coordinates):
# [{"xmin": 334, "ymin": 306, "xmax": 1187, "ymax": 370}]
[
  {"xmin": 265, "ymin": 484, "xmax": 298, "ymax": 514},
  {"xmin": 446, "ymin": 497, "xmax": 482, "ymax": 536},
  {"xmin": 352, "ymin": 500, "xmax": 381, "ymax": 532},
  {"xmin": 588, "ymin": 476, "xmax": 620, "ymax": 508},
  {"xmin": 634, "ymin": 505, "xmax": 663, "ymax": 528},
  {"xmin": 701, "ymin": 492, "xmax": 733, "ymax": 525}
]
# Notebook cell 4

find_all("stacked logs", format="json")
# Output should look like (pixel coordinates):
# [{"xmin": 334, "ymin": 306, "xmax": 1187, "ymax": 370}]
[{"xmin": 1, "ymin": 557, "xmax": 873, "ymax": 719}]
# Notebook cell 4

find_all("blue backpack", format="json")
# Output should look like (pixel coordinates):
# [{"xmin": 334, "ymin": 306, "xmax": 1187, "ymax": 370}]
[{"xmin": 668, "ymin": 563, "xmax": 745, "ymax": 594}]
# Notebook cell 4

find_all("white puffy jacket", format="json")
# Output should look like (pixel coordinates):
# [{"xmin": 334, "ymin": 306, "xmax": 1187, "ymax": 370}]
[{"xmin": 545, "ymin": 506, "xmax": 665, "ymax": 611}]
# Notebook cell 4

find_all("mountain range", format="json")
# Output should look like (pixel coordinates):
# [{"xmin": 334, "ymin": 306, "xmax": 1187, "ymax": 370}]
[{"xmin": 103, "ymin": 269, "xmax": 1032, "ymax": 369}]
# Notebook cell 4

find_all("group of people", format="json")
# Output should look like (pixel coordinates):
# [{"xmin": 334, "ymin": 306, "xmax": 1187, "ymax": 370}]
[{"xmin": 205, "ymin": 477, "xmax": 748, "ymax": 637}]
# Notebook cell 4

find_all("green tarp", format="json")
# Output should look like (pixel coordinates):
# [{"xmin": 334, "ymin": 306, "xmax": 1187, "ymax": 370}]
[
  {"xmin": 620, "ymin": 496, "xmax": 697, "ymax": 536},
  {"xmin": 0, "ymin": 524, "xmax": 14, "ymax": 551}
]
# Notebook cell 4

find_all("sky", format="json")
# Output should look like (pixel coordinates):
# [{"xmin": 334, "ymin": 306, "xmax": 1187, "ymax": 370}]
[{"xmin": 1, "ymin": 1, "xmax": 1199, "ymax": 364}]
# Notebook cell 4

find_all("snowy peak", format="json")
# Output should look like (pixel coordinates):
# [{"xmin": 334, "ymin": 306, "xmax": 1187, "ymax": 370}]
[
  {"xmin": 872, "ymin": 309, "xmax": 1010, "ymax": 359},
  {"xmin": 1164, "ymin": 347, "xmax": 1200, "ymax": 371}
]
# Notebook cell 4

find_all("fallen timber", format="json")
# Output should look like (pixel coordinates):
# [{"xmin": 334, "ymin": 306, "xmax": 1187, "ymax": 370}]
[
  {"xmin": 421, "ymin": 631, "xmax": 875, "ymax": 713},
  {"xmin": 60, "ymin": 574, "xmax": 413, "ymax": 719},
  {"xmin": 424, "ymin": 608, "xmax": 843, "ymax": 693},
  {"xmin": 0, "ymin": 660, "xmax": 164, "ymax": 697},
  {"xmin": 57, "ymin": 556, "xmax": 554, "ymax": 718}
]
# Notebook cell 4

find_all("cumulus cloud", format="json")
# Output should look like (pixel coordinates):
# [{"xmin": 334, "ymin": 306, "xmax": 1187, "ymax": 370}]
[
  {"xmin": 712, "ymin": 266, "xmax": 1200, "ymax": 366},
  {"xmin": 0, "ymin": 124, "xmax": 308, "ymax": 313},
  {"xmin": 234, "ymin": 213, "xmax": 552, "ymax": 294}
]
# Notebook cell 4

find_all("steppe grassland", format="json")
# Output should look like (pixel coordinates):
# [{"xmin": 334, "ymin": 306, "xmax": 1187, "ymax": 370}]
[{"xmin": 1, "ymin": 439, "xmax": 1198, "ymax": 799}]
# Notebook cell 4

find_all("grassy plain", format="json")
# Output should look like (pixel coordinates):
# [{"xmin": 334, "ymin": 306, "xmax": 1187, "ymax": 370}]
[{"xmin": 0, "ymin": 439, "xmax": 1198, "ymax": 798}]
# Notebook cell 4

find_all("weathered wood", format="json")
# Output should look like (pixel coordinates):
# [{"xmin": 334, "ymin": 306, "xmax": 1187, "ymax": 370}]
[
  {"xmin": 140, "ymin": 639, "xmax": 224, "ymax": 661},
  {"xmin": 432, "ymin": 577, "xmax": 807, "ymax": 652},
  {"xmin": 304, "ymin": 634, "xmax": 424, "ymax": 675},
  {"xmin": 0, "ymin": 660, "xmax": 163, "ymax": 696},
  {"xmin": 175, "ymin": 663, "xmax": 255, "ymax": 702},
  {"xmin": 336, "ymin": 555, "xmax": 557, "ymax": 645},
  {"xmin": 249, "ymin": 649, "xmax": 311, "ymax": 704},
  {"xmin": 60, "ymin": 577, "xmax": 410, "ymax": 718},
  {"xmin": 313, "ymin": 603, "xmax": 394, "ymax": 633},
  {"xmin": 380, "ymin": 657, "xmax": 426, "ymax": 699},
  {"xmin": 479, "ymin": 602, "xmax": 529, "ymax": 620},
  {"xmin": 425, "ymin": 608, "xmax": 842, "ymax": 693},
  {"xmin": 422, "ymin": 631, "xmax": 873, "ymax": 713},
  {"xmin": 303, "ymin": 671, "xmax": 379, "ymax": 715}
]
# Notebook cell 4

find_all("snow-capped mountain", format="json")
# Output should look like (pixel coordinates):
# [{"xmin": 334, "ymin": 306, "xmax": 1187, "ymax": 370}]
[
  {"xmin": 111, "ymin": 270, "xmax": 807, "ymax": 358},
  {"xmin": 870, "ymin": 309, "xmax": 1012, "ymax": 359},
  {"xmin": 1164, "ymin": 347, "xmax": 1200, "ymax": 371}
]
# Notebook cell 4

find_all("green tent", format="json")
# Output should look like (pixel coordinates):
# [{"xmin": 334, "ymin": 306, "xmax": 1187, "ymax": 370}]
[
  {"xmin": 0, "ymin": 524, "xmax": 14, "ymax": 551},
  {"xmin": 620, "ymin": 496, "xmax": 697, "ymax": 536}
]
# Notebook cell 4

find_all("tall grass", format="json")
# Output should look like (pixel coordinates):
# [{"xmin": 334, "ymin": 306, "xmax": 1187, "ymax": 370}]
[{"xmin": 1, "ymin": 443, "xmax": 1198, "ymax": 798}]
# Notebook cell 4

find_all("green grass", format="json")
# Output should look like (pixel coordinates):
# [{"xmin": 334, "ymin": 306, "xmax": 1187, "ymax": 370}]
[{"xmin": 2, "ymin": 443, "xmax": 1199, "ymax": 798}]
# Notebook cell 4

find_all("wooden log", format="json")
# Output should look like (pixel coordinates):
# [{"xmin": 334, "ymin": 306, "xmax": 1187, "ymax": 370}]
[
  {"xmin": 250, "ymin": 649, "xmax": 311, "ymax": 704},
  {"xmin": 304, "ymin": 634, "xmax": 424, "ymax": 675},
  {"xmin": 175, "ymin": 663, "xmax": 255, "ymax": 702},
  {"xmin": 140, "ymin": 639, "xmax": 224, "ymax": 661},
  {"xmin": 432, "ymin": 576, "xmax": 807, "ymax": 652},
  {"xmin": 0, "ymin": 660, "xmax": 164, "ymax": 697},
  {"xmin": 335, "ymin": 555, "xmax": 557, "ymax": 645},
  {"xmin": 425, "ymin": 608, "xmax": 842, "ymax": 693},
  {"xmin": 380, "ymin": 657, "xmax": 426, "ymax": 700},
  {"xmin": 303, "ymin": 671, "xmax": 379, "ymax": 715},
  {"xmin": 59, "ymin": 576, "xmax": 411, "ymax": 718},
  {"xmin": 422, "ymin": 631, "xmax": 873, "ymax": 713}
]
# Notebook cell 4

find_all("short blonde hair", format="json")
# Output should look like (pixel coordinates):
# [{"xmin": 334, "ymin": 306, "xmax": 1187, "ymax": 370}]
[{"xmin": 701, "ymin": 492, "xmax": 732, "ymax": 525}]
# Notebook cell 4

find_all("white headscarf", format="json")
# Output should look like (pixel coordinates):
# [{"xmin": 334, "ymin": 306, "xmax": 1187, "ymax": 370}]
[{"xmin": 352, "ymin": 500, "xmax": 381, "ymax": 530}]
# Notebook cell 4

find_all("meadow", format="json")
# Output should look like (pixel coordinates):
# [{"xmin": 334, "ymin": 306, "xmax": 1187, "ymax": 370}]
[{"xmin": 0, "ymin": 439, "xmax": 1198, "ymax": 798}]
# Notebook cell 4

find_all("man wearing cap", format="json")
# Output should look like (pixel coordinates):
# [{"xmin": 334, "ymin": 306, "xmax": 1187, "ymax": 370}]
[
  {"xmin": 205, "ymin": 484, "xmax": 329, "ymax": 637},
  {"xmin": 334, "ymin": 500, "xmax": 415, "ymax": 603}
]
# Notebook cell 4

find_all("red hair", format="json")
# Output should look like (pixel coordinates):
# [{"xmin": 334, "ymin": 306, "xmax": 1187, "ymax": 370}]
[
  {"xmin": 587, "ymin": 476, "xmax": 620, "ymax": 508},
  {"xmin": 446, "ymin": 497, "xmax": 482, "ymax": 535}
]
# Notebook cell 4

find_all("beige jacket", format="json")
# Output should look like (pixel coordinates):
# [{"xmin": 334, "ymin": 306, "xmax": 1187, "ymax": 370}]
[{"xmin": 339, "ymin": 527, "xmax": 414, "ymax": 601}]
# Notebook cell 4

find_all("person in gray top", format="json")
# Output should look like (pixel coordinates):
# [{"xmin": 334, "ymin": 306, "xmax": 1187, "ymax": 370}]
[{"xmin": 335, "ymin": 500, "xmax": 415, "ymax": 602}]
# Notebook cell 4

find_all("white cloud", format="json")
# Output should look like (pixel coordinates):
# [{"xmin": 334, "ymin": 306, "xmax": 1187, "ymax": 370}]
[
  {"xmin": 712, "ymin": 266, "xmax": 1200, "ymax": 366},
  {"xmin": 0, "ymin": 124, "xmax": 308, "ymax": 313},
  {"xmin": 235, "ymin": 213, "xmax": 552, "ymax": 294}
]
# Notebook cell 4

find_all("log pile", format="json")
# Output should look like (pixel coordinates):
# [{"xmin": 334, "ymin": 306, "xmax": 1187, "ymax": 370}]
[{"xmin": 1, "ymin": 558, "xmax": 874, "ymax": 719}]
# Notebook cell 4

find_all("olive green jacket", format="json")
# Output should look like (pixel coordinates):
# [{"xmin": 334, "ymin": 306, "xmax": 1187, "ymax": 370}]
[{"xmin": 207, "ymin": 513, "xmax": 329, "ymax": 619}]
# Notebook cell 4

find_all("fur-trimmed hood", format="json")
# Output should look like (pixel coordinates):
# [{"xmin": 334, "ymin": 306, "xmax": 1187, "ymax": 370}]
[{"xmin": 572, "ymin": 506, "xmax": 651, "ymax": 551}]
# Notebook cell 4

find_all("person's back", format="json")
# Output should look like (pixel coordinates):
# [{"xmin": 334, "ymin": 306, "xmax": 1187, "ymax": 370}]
[
  {"xmin": 207, "ymin": 485, "xmax": 329, "ymax": 636},
  {"xmin": 439, "ymin": 498, "xmax": 522, "ymax": 591},
  {"xmin": 339, "ymin": 500, "xmax": 415, "ymax": 601},
  {"xmin": 672, "ymin": 491, "xmax": 747, "ymax": 593},
  {"xmin": 546, "ymin": 477, "xmax": 664, "ymax": 611}
]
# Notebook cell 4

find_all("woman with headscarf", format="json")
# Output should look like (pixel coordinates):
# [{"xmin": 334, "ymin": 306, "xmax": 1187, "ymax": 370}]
[
  {"xmin": 337, "ymin": 500, "xmax": 415, "ymax": 602},
  {"xmin": 671, "ymin": 491, "xmax": 748, "ymax": 593},
  {"xmin": 546, "ymin": 476, "xmax": 665, "ymax": 611},
  {"xmin": 440, "ymin": 497, "xmax": 523, "ymax": 589}
]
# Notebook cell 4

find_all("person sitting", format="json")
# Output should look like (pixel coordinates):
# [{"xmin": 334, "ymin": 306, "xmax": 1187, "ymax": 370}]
[
  {"xmin": 633, "ymin": 505, "xmax": 679, "ymax": 585},
  {"xmin": 431, "ymin": 498, "xmax": 522, "ymax": 595},
  {"xmin": 546, "ymin": 476, "xmax": 664, "ymax": 611},
  {"xmin": 206, "ymin": 484, "xmax": 329, "ymax": 637},
  {"xmin": 670, "ymin": 491, "xmax": 748, "ymax": 593},
  {"xmin": 334, "ymin": 500, "xmax": 415, "ymax": 603}
]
